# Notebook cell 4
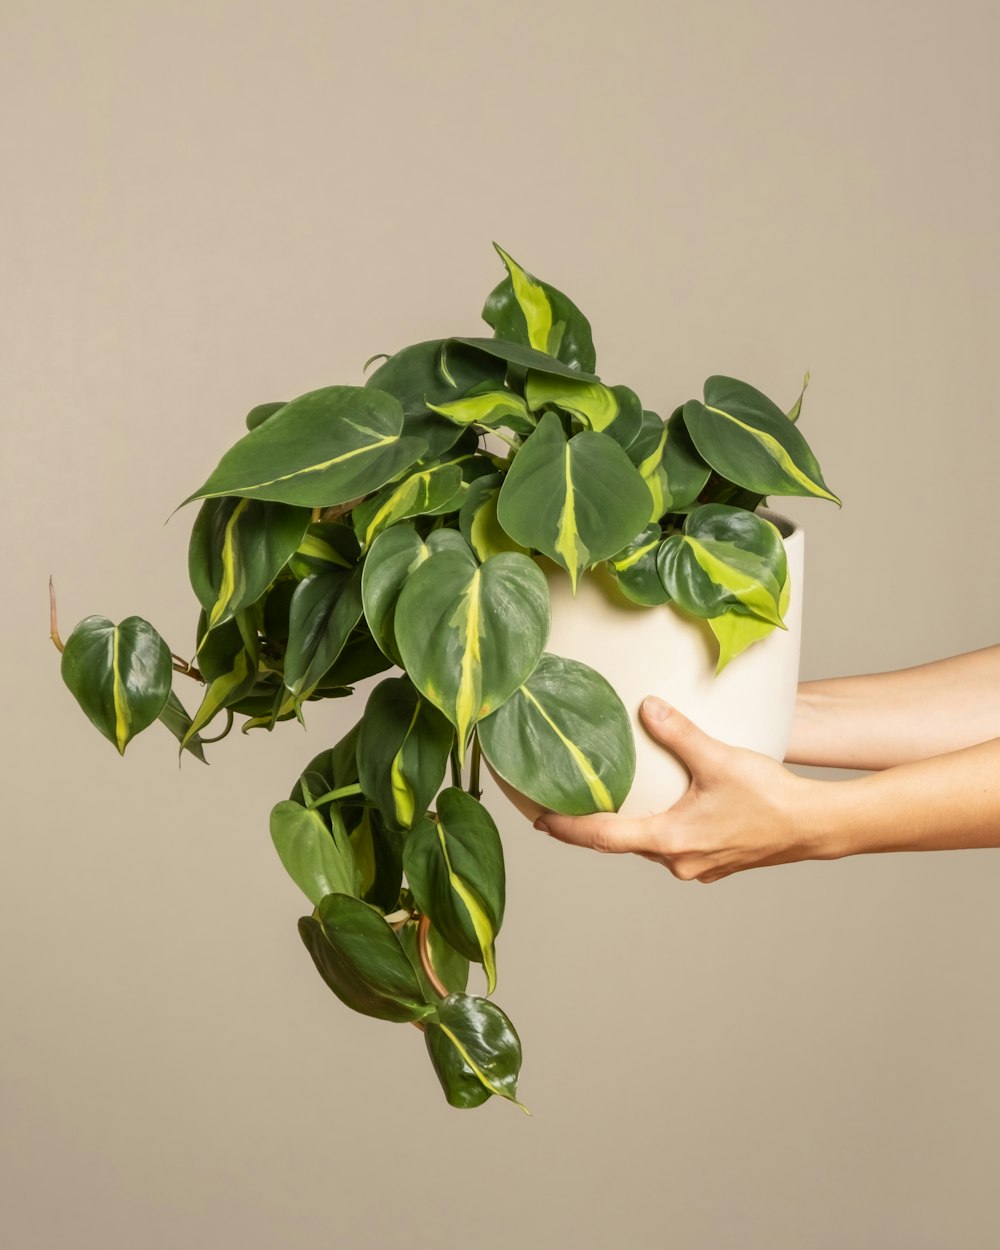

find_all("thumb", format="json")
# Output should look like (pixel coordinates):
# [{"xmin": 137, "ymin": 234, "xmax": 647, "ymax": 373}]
[{"xmin": 640, "ymin": 696, "xmax": 721, "ymax": 777}]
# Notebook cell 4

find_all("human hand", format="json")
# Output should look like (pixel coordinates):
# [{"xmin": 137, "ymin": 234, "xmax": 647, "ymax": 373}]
[{"xmin": 533, "ymin": 696, "xmax": 830, "ymax": 883}]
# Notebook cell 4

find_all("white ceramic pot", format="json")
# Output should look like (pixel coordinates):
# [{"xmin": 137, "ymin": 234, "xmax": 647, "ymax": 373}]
[{"xmin": 492, "ymin": 510, "xmax": 804, "ymax": 820}]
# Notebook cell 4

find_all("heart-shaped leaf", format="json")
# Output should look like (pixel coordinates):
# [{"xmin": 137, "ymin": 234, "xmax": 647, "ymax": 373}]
[
  {"xmin": 270, "ymin": 799, "xmax": 361, "ymax": 904},
  {"xmin": 185, "ymin": 385, "xmax": 426, "ymax": 508},
  {"xmin": 496, "ymin": 412, "xmax": 652, "ymax": 591},
  {"xmin": 284, "ymin": 567, "xmax": 364, "ymax": 699},
  {"xmin": 394, "ymin": 549, "xmax": 549, "ymax": 759},
  {"xmin": 61, "ymin": 615, "xmax": 173, "ymax": 755},
  {"xmin": 479, "ymin": 652, "xmax": 635, "ymax": 815},
  {"xmin": 424, "ymin": 992, "xmax": 526, "ymax": 1110},
  {"xmin": 402, "ymin": 789, "xmax": 505, "ymax": 992}
]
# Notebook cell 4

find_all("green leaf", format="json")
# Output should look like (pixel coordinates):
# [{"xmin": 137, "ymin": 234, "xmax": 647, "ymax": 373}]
[
  {"xmin": 608, "ymin": 524, "xmax": 671, "ymax": 606},
  {"xmin": 656, "ymin": 504, "xmax": 788, "ymax": 626},
  {"xmin": 182, "ymin": 645, "xmax": 257, "ymax": 747},
  {"xmin": 288, "ymin": 520, "xmax": 359, "ymax": 578},
  {"xmin": 245, "ymin": 401, "xmax": 286, "ymax": 431},
  {"xmin": 357, "ymin": 676, "xmax": 454, "ymax": 830},
  {"xmin": 458, "ymin": 474, "xmax": 529, "ymax": 562},
  {"xmin": 495, "ymin": 412, "xmax": 652, "ymax": 592},
  {"xmin": 184, "ymin": 385, "xmax": 426, "ymax": 508},
  {"xmin": 157, "ymin": 690, "xmax": 208, "ymax": 763},
  {"xmin": 61, "ymin": 615, "xmax": 173, "ymax": 755},
  {"xmin": 402, "ymin": 790, "xmax": 505, "ymax": 992},
  {"xmin": 398, "ymin": 919, "xmax": 470, "ymax": 1001},
  {"xmin": 524, "ymin": 373, "xmax": 641, "ymax": 447},
  {"xmin": 351, "ymin": 461, "xmax": 466, "ymax": 551},
  {"xmin": 481, "ymin": 243, "xmax": 596, "ymax": 374},
  {"xmin": 707, "ymin": 567, "xmax": 792, "ymax": 674},
  {"xmin": 270, "ymin": 799, "xmax": 361, "ymax": 905},
  {"xmin": 299, "ymin": 894, "xmax": 434, "ymax": 1023},
  {"xmin": 319, "ymin": 624, "xmax": 394, "ymax": 689},
  {"xmin": 479, "ymin": 652, "xmax": 635, "ymax": 815},
  {"xmin": 426, "ymin": 389, "xmax": 535, "ymax": 436},
  {"xmin": 424, "ymin": 993, "xmax": 526, "ymax": 1110},
  {"xmin": 366, "ymin": 338, "xmax": 507, "ymax": 460},
  {"xmin": 347, "ymin": 808, "xmax": 403, "ymax": 913},
  {"xmin": 361, "ymin": 524, "xmax": 475, "ymax": 665},
  {"xmin": 451, "ymin": 337, "xmax": 599, "ymax": 383},
  {"xmin": 786, "ymin": 371, "xmax": 810, "ymax": 423},
  {"xmin": 682, "ymin": 376, "xmax": 840, "ymax": 504},
  {"xmin": 188, "ymin": 497, "xmax": 310, "ymax": 637},
  {"xmin": 627, "ymin": 409, "xmax": 711, "ymax": 520},
  {"xmin": 284, "ymin": 567, "xmax": 364, "ymax": 699},
  {"xmin": 394, "ymin": 549, "xmax": 550, "ymax": 760}
]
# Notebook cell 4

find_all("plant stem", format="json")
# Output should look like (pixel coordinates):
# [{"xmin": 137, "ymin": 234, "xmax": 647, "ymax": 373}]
[
  {"xmin": 476, "ymin": 424, "xmax": 519, "ymax": 452},
  {"xmin": 449, "ymin": 740, "xmax": 462, "ymax": 789},
  {"xmin": 468, "ymin": 733, "xmax": 482, "ymax": 800},
  {"xmin": 48, "ymin": 576, "xmax": 63, "ymax": 652},
  {"xmin": 199, "ymin": 708, "xmax": 234, "ymax": 744},
  {"xmin": 306, "ymin": 782, "xmax": 364, "ymax": 809},
  {"xmin": 417, "ymin": 913, "xmax": 448, "ymax": 998}
]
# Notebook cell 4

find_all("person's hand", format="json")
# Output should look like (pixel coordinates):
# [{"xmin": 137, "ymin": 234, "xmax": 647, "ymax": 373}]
[{"xmin": 533, "ymin": 696, "xmax": 829, "ymax": 883}]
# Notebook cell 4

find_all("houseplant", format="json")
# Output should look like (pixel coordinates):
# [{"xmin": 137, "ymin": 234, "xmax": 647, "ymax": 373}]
[{"xmin": 53, "ymin": 243, "xmax": 839, "ymax": 1111}]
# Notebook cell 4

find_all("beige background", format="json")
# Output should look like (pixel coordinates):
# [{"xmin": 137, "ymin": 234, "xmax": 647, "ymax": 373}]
[{"xmin": 4, "ymin": 1, "xmax": 999, "ymax": 1246}]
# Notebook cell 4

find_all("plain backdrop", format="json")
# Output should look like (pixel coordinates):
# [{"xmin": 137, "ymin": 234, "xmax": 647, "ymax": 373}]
[{"xmin": 3, "ymin": 1, "xmax": 999, "ymax": 1247}]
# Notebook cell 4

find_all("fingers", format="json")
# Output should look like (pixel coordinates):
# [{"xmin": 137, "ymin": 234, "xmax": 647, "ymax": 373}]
[
  {"xmin": 639, "ymin": 696, "xmax": 722, "ymax": 778},
  {"xmin": 534, "ymin": 811, "xmax": 655, "ymax": 855}
]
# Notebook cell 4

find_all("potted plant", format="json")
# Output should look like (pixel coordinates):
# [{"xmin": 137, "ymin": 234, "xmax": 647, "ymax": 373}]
[{"xmin": 53, "ymin": 243, "xmax": 839, "ymax": 1112}]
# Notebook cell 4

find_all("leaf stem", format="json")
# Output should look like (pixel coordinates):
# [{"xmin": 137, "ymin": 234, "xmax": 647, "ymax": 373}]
[
  {"xmin": 468, "ymin": 732, "xmax": 482, "ymax": 801},
  {"xmin": 306, "ymin": 782, "xmax": 364, "ymax": 809},
  {"xmin": 449, "ymin": 740, "xmax": 462, "ymax": 789},
  {"xmin": 199, "ymin": 709, "xmax": 234, "ymax": 744},
  {"xmin": 475, "ymin": 424, "xmax": 520, "ymax": 452},
  {"xmin": 417, "ymin": 913, "xmax": 448, "ymax": 998},
  {"xmin": 48, "ymin": 576, "xmax": 64, "ymax": 652},
  {"xmin": 170, "ymin": 653, "xmax": 203, "ymax": 682}
]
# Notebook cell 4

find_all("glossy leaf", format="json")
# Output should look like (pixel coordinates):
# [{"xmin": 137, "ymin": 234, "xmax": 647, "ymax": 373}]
[
  {"xmin": 707, "ymin": 566, "xmax": 792, "ymax": 673},
  {"xmin": 184, "ymin": 385, "xmax": 426, "ymax": 508},
  {"xmin": 426, "ymin": 389, "xmax": 535, "ymax": 436},
  {"xmin": 299, "ymin": 894, "xmax": 433, "ymax": 1023},
  {"xmin": 481, "ymin": 243, "xmax": 596, "ymax": 374},
  {"xmin": 424, "ymin": 993, "xmax": 526, "ymax": 1110},
  {"xmin": 366, "ymin": 338, "xmax": 507, "ymax": 459},
  {"xmin": 608, "ymin": 524, "xmax": 671, "ymax": 606},
  {"xmin": 284, "ymin": 567, "xmax": 364, "ymax": 699},
  {"xmin": 402, "ymin": 789, "xmax": 505, "ymax": 992},
  {"xmin": 288, "ymin": 521, "xmax": 359, "ymax": 578},
  {"xmin": 361, "ymin": 524, "xmax": 475, "ymax": 665},
  {"xmin": 451, "ymin": 336, "xmax": 599, "ymax": 383},
  {"xmin": 157, "ymin": 690, "xmax": 208, "ymax": 763},
  {"xmin": 61, "ymin": 615, "xmax": 173, "ymax": 755},
  {"xmin": 459, "ymin": 474, "xmax": 528, "ymax": 561},
  {"xmin": 394, "ymin": 549, "xmax": 549, "ymax": 760},
  {"xmin": 656, "ymin": 504, "xmax": 788, "ymax": 626},
  {"xmin": 496, "ymin": 412, "xmax": 652, "ymax": 592},
  {"xmin": 351, "ymin": 461, "xmax": 466, "ymax": 551},
  {"xmin": 682, "ymin": 376, "xmax": 840, "ymax": 504},
  {"xmin": 479, "ymin": 652, "xmax": 635, "ymax": 815},
  {"xmin": 357, "ymin": 676, "xmax": 454, "ymax": 830},
  {"xmin": 270, "ymin": 799, "xmax": 360, "ymax": 904},
  {"xmin": 524, "ymin": 372, "xmax": 641, "ymax": 446},
  {"xmin": 182, "ymin": 645, "xmax": 257, "ymax": 748},
  {"xmin": 627, "ymin": 408, "xmax": 711, "ymax": 519},
  {"xmin": 188, "ymin": 496, "xmax": 310, "ymax": 636}
]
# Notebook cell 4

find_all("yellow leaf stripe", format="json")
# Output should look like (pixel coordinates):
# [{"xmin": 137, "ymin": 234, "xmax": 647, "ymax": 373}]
[
  {"xmin": 435, "ymin": 824, "xmax": 497, "ymax": 993},
  {"xmin": 295, "ymin": 534, "xmax": 351, "ymax": 568},
  {"xmin": 426, "ymin": 391, "xmax": 532, "ymax": 427},
  {"xmin": 207, "ymin": 430, "xmax": 397, "ymax": 499},
  {"xmin": 208, "ymin": 498, "xmax": 250, "ymax": 630},
  {"xmin": 708, "ymin": 569, "xmax": 791, "ymax": 674},
  {"xmin": 525, "ymin": 374, "xmax": 619, "ymax": 431},
  {"xmin": 611, "ymin": 536, "xmax": 659, "ymax": 572},
  {"xmin": 452, "ymin": 569, "xmax": 482, "ymax": 761},
  {"xmin": 389, "ymin": 701, "xmax": 421, "ymax": 827},
  {"xmin": 684, "ymin": 537, "xmax": 786, "ymax": 628},
  {"xmin": 703, "ymin": 404, "xmax": 840, "ymax": 504},
  {"xmin": 436, "ymin": 1022, "xmax": 528, "ymax": 1112},
  {"xmin": 554, "ymin": 446, "xmax": 584, "ymax": 592},
  {"xmin": 111, "ymin": 626, "xmax": 130, "ymax": 754},
  {"xmin": 518, "ymin": 685, "xmax": 613, "ymax": 811},
  {"xmin": 495, "ymin": 245, "xmax": 553, "ymax": 353}
]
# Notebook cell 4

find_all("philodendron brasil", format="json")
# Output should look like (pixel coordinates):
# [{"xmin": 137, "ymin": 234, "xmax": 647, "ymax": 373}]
[{"xmin": 54, "ymin": 244, "xmax": 839, "ymax": 1111}]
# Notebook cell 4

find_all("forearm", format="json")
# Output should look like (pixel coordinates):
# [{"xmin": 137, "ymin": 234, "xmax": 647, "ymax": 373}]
[
  {"xmin": 803, "ymin": 736, "xmax": 1000, "ymax": 859},
  {"xmin": 786, "ymin": 645, "xmax": 1000, "ymax": 770}
]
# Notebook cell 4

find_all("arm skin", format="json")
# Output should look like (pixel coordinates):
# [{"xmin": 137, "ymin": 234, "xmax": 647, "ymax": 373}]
[
  {"xmin": 535, "ymin": 654, "xmax": 1000, "ymax": 884},
  {"xmin": 786, "ymin": 644, "xmax": 1000, "ymax": 770}
]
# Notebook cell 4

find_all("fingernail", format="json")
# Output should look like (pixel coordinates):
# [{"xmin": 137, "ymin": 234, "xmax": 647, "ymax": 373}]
[
  {"xmin": 642, "ymin": 696, "xmax": 670, "ymax": 722},
  {"xmin": 533, "ymin": 818, "xmax": 550, "ymax": 833}
]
